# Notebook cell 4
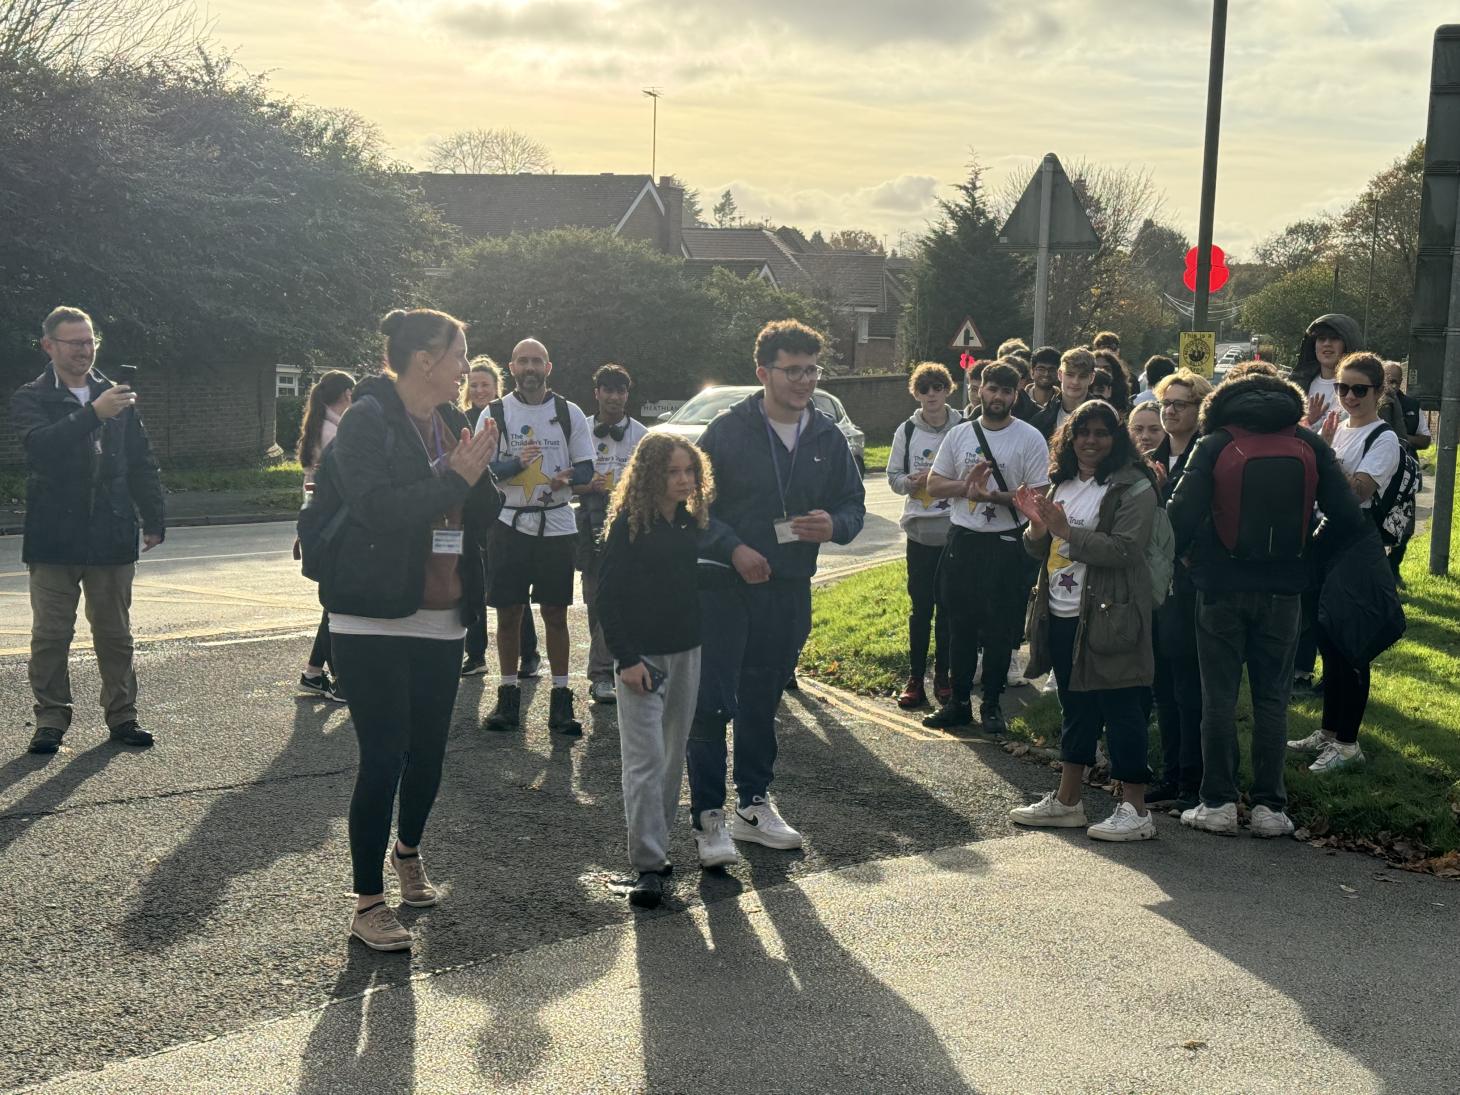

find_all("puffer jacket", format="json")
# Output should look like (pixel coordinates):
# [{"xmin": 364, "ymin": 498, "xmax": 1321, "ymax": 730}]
[
  {"xmin": 10, "ymin": 365, "xmax": 165, "ymax": 565},
  {"xmin": 1023, "ymin": 461, "xmax": 1157, "ymax": 691}
]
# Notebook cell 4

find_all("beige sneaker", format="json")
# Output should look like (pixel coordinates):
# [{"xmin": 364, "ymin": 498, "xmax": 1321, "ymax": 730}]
[
  {"xmin": 350, "ymin": 901, "xmax": 412, "ymax": 952},
  {"xmin": 391, "ymin": 847, "xmax": 439, "ymax": 907}
]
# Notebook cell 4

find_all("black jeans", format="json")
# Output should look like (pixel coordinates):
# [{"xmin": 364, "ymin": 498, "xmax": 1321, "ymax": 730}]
[
  {"xmin": 1153, "ymin": 588, "xmax": 1203, "ymax": 793},
  {"xmin": 905, "ymin": 539, "xmax": 948, "ymax": 680},
  {"xmin": 940, "ymin": 528, "xmax": 1031, "ymax": 707},
  {"xmin": 1315, "ymin": 626, "xmax": 1370, "ymax": 743},
  {"xmin": 1195, "ymin": 590, "xmax": 1301, "ymax": 812},
  {"xmin": 308, "ymin": 609, "xmax": 332, "ymax": 671},
  {"xmin": 332, "ymin": 632, "xmax": 463, "ymax": 896},
  {"xmin": 1048, "ymin": 614, "xmax": 1151, "ymax": 784}
]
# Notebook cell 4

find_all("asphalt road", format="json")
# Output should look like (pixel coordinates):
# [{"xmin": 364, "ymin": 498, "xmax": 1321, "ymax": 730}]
[{"xmin": 2, "ymin": 477, "xmax": 1456, "ymax": 1094}]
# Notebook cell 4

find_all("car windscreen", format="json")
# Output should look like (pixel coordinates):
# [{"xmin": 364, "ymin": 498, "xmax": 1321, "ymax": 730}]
[
  {"xmin": 668, "ymin": 389, "xmax": 754, "ymax": 424},
  {"xmin": 812, "ymin": 392, "xmax": 843, "ymax": 421}
]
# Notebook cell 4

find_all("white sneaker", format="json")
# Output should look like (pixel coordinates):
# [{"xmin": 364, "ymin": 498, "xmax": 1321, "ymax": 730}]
[
  {"xmin": 1310, "ymin": 741, "xmax": 1365, "ymax": 774},
  {"xmin": 1006, "ymin": 651, "xmax": 1027, "ymax": 686},
  {"xmin": 972, "ymin": 656, "xmax": 983, "ymax": 685},
  {"xmin": 1088, "ymin": 802, "xmax": 1157, "ymax": 842},
  {"xmin": 1180, "ymin": 801, "xmax": 1239, "ymax": 835},
  {"xmin": 590, "ymin": 679, "xmax": 617, "ymax": 705},
  {"xmin": 694, "ymin": 810, "xmax": 741, "ymax": 868},
  {"xmin": 1250, "ymin": 804, "xmax": 1296, "ymax": 838},
  {"xmin": 730, "ymin": 797, "xmax": 804, "ymax": 850},
  {"xmin": 1286, "ymin": 728, "xmax": 1333, "ymax": 753},
  {"xmin": 1010, "ymin": 791, "xmax": 1087, "ymax": 828},
  {"xmin": 1041, "ymin": 672, "xmax": 1059, "ymax": 695},
  {"xmin": 1094, "ymin": 743, "xmax": 1110, "ymax": 770}
]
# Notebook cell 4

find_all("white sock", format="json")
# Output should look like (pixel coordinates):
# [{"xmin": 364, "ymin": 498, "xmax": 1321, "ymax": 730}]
[
  {"xmin": 501, "ymin": 674, "xmax": 518, "ymax": 687},
  {"xmin": 552, "ymin": 675, "xmax": 569, "ymax": 688}
]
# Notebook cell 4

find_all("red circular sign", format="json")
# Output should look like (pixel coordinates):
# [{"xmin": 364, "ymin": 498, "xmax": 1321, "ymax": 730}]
[{"xmin": 1183, "ymin": 245, "xmax": 1230, "ymax": 293}]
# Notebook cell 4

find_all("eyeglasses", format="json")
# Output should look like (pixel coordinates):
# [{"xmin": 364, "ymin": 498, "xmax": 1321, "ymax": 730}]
[
  {"xmin": 915, "ymin": 383, "xmax": 949, "ymax": 394},
  {"xmin": 1336, "ymin": 383, "xmax": 1373, "ymax": 398},
  {"xmin": 1160, "ymin": 399, "xmax": 1197, "ymax": 411},
  {"xmin": 52, "ymin": 336, "xmax": 100, "ymax": 349},
  {"xmin": 772, "ymin": 365, "xmax": 823, "ymax": 383}
]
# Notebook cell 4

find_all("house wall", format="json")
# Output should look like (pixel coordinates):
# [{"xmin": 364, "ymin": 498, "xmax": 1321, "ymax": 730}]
[
  {"xmin": 618, "ymin": 194, "xmax": 665, "ymax": 249},
  {"xmin": 820, "ymin": 372, "xmax": 914, "ymax": 443},
  {"xmin": 1, "ymin": 357, "xmax": 278, "ymax": 471}
]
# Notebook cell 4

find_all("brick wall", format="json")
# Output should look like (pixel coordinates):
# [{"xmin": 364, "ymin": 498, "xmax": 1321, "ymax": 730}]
[
  {"xmin": 820, "ymin": 372, "xmax": 916, "ymax": 444},
  {"xmin": 1, "ymin": 357, "xmax": 278, "ymax": 471}
]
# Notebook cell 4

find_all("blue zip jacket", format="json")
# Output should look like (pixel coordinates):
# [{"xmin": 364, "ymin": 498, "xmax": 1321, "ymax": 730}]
[{"xmin": 698, "ymin": 391, "xmax": 866, "ymax": 580}]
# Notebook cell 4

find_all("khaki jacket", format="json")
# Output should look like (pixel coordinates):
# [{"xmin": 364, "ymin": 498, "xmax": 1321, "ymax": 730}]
[{"xmin": 1023, "ymin": 462, "xmax": 1156, "ymax": 691}]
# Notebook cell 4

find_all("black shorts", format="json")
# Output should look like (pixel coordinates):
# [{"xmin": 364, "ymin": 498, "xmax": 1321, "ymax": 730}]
[{"xmin": 485, "ymin": 522, "xmax": 576, "ymax": 607}]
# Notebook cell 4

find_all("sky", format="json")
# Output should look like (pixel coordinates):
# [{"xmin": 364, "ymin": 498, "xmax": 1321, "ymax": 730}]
[{"xmin": 205, "ymin": 0, "xmax": 1452, "ymax": 258}]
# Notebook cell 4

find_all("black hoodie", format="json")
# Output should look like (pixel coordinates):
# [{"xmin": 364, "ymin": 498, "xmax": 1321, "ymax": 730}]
[
  {"xmin": 1167, "ymin": 373, "xmax": 1364, "ymax": 595},
  {"xmin": 1290, "ymin": 312, "xmax": 1362, "ymax": 395}
]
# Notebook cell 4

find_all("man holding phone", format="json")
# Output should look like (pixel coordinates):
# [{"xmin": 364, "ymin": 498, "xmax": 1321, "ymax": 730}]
[
  {"xmin": 688, "ymin": 320, "xmax": 866, "ymax": 867},
  {"xmin": 10, "ymin": 306, "xmax": 165, "ymax": 754}
]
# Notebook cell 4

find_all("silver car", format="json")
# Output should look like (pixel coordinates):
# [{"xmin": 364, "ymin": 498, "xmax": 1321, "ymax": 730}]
[{"xmin": 648, "ymin": 385, "xmax": 867, "ymax": 475}]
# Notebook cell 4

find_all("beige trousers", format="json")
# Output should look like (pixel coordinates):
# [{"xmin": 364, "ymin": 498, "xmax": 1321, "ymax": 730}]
[{"xmin": 28, "ymin": 563, "xmax": 138, "ymax": 731}]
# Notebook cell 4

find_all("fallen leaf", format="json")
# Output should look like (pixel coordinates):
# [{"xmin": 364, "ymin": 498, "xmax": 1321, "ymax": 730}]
[
  {"xmin": 1182, "ymin": 1040, "xmax": 1207, "ymax": 1051},
  {"xmin": 1339, "ymin": 884, "xmax": 1357, "ymax": 894}
]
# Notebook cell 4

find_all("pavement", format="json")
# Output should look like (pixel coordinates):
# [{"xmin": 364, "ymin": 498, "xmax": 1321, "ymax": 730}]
[{"xmin": 2, "ymin": 477, "xmax": 1457, "ymax": 1094}]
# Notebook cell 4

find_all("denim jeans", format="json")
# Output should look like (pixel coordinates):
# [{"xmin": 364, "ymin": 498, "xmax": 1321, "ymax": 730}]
[
  {"xmin": 1195, "ymin": 590, "xmax": 1301, "ymax": 812},
  {"xmin": 688, "ymin": 577, "xmax": 811, "ymax": 822}
]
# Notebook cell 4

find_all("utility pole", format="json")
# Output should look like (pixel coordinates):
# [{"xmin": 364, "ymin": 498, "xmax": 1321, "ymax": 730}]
[
  {"xmin": 1032, "ymin": 155, "xmax": 1054, "ymax": 348},
  {"xmin": 1193, "ymin": 0, "xmax": 1228, "ymax": 332},
  {"xmin": 642, "ymin": 88, "xmax": 662, "ymax": 177}
]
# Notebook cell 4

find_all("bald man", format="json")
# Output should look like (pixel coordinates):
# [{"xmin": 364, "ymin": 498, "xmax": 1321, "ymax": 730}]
[{"xmin": 476, "ymin": 338, "xmax": 595, "ymax": 734}]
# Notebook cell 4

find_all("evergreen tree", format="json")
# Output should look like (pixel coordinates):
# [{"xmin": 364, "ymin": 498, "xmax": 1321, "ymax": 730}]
[{"xmin": 712, "ymin": 188, "xmax": 739, "ymax": 227}]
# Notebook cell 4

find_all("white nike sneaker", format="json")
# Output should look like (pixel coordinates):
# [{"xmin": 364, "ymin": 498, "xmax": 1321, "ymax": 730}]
[
  {"xmin": 730, "ymin": 796, "xmax": 804, "ymax": 850},
  {"xmin": 1088, "ymin": 802, "xmax": 1157, "ymax": 842},
  {"xmin": 1309, "ymin": 741, "xmax": 1365, "ymax": 774},
  {"xmin": 1287, "ymin": 728, "xmax": 1333, "ymax": 753},
  {"xmin": 1009, "ymin": 791, "xmax": 1087, "ymax": 828},
  {"xmin": 1180, "ymin": 801, "xmax": 1239, "ymax": 835},
  {"xmin": 590, "ymin": 679, "xmax": 617, "ymax": 704},
  {"xmin": 694, "ymin": 810, "xmax": 741, "ymax": 868},
  {"xmin": 1249, "ymin": 804, "xmax": 1296, "ymax": 838}
]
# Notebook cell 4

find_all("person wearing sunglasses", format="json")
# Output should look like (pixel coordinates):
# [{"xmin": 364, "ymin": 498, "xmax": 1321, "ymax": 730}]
[
  {"xmin": 1287, "ymin": 353, "xmax": 1401, "ymax": 775},
  {"xmin": 888, "ymin": 363, "xmax": 963, "ymax": 709}
]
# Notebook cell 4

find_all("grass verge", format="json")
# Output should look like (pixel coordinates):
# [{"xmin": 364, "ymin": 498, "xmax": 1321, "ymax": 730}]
[
  {"xmin": 802, "ymin": 527, "xmax": 1460, "ymax": 860},
  {"xmin": 0, "ymin": 462, "xmax": 304, "ymax": 512},
  {"xmin": 862, "ymin": 444, "xmax": 890, "ymax": 474}
]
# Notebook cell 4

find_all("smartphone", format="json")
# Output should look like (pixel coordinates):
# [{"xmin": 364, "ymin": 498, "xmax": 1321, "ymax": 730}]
[
  {"xmin": 117, "ymin": 364, "xmax": 138, "ymax": 381},
  {"xmin": 643, "ymin": 660, "xmax": 667, "ymax": 694}
]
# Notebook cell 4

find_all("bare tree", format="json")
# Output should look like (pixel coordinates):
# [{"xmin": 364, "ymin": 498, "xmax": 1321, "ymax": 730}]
[
  {"xmin": 426, "ymin": 128, "xmax": 554, "ymax": 174},
  {"xmin": 1, "ymin": 0, "xmax": 208, "ymax": 72}
]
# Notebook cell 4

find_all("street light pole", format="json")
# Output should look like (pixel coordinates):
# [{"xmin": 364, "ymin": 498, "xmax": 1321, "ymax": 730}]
[
  {"xmin": 642, "ymin": 88, "xmax": 662, "ymax": 177},
  {"xmin": 1193, "ymin": 0, "xmax": 1228, "ymax": 332}
]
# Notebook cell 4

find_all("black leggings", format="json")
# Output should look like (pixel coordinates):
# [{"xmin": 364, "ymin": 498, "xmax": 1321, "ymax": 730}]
[
  {"xmin": 1315, "ymin": 626, "xmax": 1369, "ymax": 744},
  {"xmin": 331, "ymin": 632, "xmax": 463, "ymax": 896},
  {"xmin": 308, "ymin": 610, "xmax": 332, "ymax": 671},
  {"xmin": 906, "ymin": 539, "xmax": 948, "ymax": 679}
]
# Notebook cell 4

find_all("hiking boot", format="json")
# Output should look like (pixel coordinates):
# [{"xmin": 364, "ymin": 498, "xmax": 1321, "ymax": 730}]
[
  {"xmin": 1010, "ymin": 792, "xmax": 1087, "ymax": 828},
  {"xmin": 1309, "ymin": 740, "xmax": 1364, "ymax": 774},
  {"xmin": 518, "ymin": 651, "xmax": 542, "ymax": 679},
  {"xmin": 897, "ymin": 676, "xmax": 928, "ymax": 709},
  {"xmin": 27, "ymin": 726, "xmax": 64, "ymax": 754},
  {"xmin": 922, "ymin": 700, "xmax": 973, "ymax": 730},
  {"xmin": 590, "ymin": 679, "xmax": 617, "ymax": 705},
  {"xmin": 390, "ymin": 846, "xmax": 438, "ymax": 907},
  {"xmin": 933, "ymin": 672, "xmax": 952, "ymax": 705},
  {"xmin": 1088, "ymin": 802, "xmax": 1157, "ymax": 842},
  {"xmin": 108, "ymin": 721, "xmax": 154, "ymax": 748},
  {"xmin": 483, "ymin": 684, "xmax": 521, "ymax": 731},
  {"xmin": 1249, "ymin": 805, "xmax": 1296, "ymax": 838},
  {"xmin": 548, "ymin": 686, "xmax": 583, "ymax": 736},
  {"xmin": 460, "ymin": 655, "xmax": 488, "ymax": 677},
  {"xmin": 350, "ymin": 901, "xmax": 412, "ymax": 952},
  {"xmin": 628, "ymin": 871, "xmax": 665, "ymax": 909},
  {"xmin": 979, "ymin": 702, "xmax": 1008, "ymax": 737}
]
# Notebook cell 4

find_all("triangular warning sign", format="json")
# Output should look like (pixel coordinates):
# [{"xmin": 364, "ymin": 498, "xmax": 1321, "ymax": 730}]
[
  {"xmin": 997, "ymin": 154, "xmax": 1100, "ymax": 252},
  {"xmin": 949, "ymin": 316, "xmax": 986, "ymax": 351}
]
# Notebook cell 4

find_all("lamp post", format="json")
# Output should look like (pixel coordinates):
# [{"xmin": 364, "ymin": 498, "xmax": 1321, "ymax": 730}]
[
  {"xmin": 642, "ymin": 88, "xmax": 662, "ymax": 177},
  {"xmin": 1193, "ymin": 0, "xmax": 1228, "ymax": 332}
]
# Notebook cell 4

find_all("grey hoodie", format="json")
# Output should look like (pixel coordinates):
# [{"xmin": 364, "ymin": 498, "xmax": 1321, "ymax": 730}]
[{"xmin": 888, "ymin": 405, "xmax": 964, "ymax": 546}]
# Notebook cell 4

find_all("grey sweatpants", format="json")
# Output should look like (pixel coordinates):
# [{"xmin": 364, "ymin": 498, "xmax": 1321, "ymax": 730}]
[{"xmin": 617, "ymin": 646, "xmax": 702, "ymax": 873}]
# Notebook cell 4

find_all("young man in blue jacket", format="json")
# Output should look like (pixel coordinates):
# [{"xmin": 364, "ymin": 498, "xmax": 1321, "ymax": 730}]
[{"xmin": 689, "ymin": 320, "xmax": 866, "ymax": 867}]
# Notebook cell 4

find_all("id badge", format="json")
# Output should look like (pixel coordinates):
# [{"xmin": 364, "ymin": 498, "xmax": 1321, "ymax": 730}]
[
  {"xmin": 774, "ymin": 517, "xmax": 799, "ymax": 545},
  {"xmin": 432, "ymin": 528, "xmax": 465, "ymax": 555}
]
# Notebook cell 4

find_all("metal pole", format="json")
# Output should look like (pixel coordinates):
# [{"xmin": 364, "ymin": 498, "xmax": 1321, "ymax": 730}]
[
  {"xmin": 1332, "ymin": 260, "xmax": 1341, "ymax": 309},
  {"xmin": 1428, "ymin": 178, "xmax": 1460, "ymax": 575},
  {"xmin": 1032, "ymin": 154, "xmax": 1053, "ymax": 347},
  {"xmin": 651, "ymin": 94, "xmax": 657, "ymax": 177},
  {"xmin": 1193, "ymin": 0, "xmax": 1227, "ymax": 332},
  {"xmin": 1363, "ymin": 197, "xmax": 1379, "ymax": 343}
]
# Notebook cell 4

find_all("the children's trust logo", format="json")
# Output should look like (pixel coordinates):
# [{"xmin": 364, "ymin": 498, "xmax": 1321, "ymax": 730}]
[
  {"xmin": 597, "ymin": 442, "xmax": 609, "ymax": 455},
  {"xmin": 519, "ymin": 424, "xmax": 534, "ymax": 440}
]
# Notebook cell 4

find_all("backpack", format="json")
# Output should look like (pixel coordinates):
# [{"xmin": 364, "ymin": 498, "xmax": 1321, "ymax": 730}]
[
  {"xmin": 1210, "ymin": 425, "xmax": 1318, "ymax": 561},
  {"xmin": 296, "ymin": 399, "xmax": 394, "ymax": 589},
  {"xmin": 1361, "ymin": 422, "xmax": 1421, "ymax": 547},
  {"xmin": 1127, "ymin": 476, "xmax": 1175, "ymax": 607}
]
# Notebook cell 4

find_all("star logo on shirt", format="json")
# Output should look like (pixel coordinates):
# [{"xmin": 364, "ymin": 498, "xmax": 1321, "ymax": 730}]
[
  {"xmin": 933, "ymin": 499, "xmax": 950, "ymax": 511},
  {"xmin": 912, "ymin": 482, "xmax": 935, "ymax": 506},
  {"xmin": 1056, "ymin": 572, "xmax": 1079, "ymax": 592},
  {"xmin": 503, "ymin": 455, "xmax": 554, "ymax": 506},
  {"xmin": 981, "ymin": 504, "xmax": 999, "ymax": 522}
]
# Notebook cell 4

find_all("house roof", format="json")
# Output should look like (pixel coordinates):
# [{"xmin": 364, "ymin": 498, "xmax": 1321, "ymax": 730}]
[
  {"xmin": 683, "ymin": 258, "xmax": 778, "ymax": 286},
  {"xmin": 681, "ymin": 227, "xmax": 806, "ymax": 285},
  {"xmin": 416, "ymin": 173, "xmax": 662, "ymax": 238},
  {"xmin": 681, "ymin": 227, "xmax": 889, "ymax": 310},
  {"xmin": 795, "ymin": 252, "xmax": 887, "ymax": 310}
]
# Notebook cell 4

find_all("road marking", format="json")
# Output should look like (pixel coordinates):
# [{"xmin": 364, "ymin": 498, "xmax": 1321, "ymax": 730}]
[
  {"xmin": 793, "ymin": 676, "xmax": 952, "ymax": 742},
  {"xmin": 196, "ymin": 630, "xmax": 315, "ymax": 647},
  {"xmin": 0, "ymin": 619, "xmax": 319, "ymax": 658},
  {"xmin": 132, "ymin": 579, "xmax": 306, "ymax": 610}
]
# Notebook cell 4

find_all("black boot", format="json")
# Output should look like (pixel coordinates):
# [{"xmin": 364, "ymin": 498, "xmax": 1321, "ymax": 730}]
[
  {"xmin": 979, "ymin": 701, "xmax": 1007, "ymax": 738},
  {"xmin": 922, "ymin": 700, "xmax": 973, "ymax": 730},
  {"xmin": 548, "ymin": 686, "xmax": 583, "ymax": 736},
  {"xmin": 483, "ymin": 685, "xmax": 521, "ymax": 731}
]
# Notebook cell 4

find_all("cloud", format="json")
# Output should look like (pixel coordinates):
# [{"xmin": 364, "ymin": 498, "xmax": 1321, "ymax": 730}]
[{"xmin": 862, "ymin": 175, "xmax": 940, "ymax": 212}]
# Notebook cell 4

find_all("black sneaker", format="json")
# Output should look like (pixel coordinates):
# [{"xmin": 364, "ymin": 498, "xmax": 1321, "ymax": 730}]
[
  {"xmin": 27, "ymin": 726, "xmax": 64, "ymax": 754},
  {"xmin": 483, "ymin": 684, "xmax": 521, "ymax": 731},
  {"xmin": 922, "ymin": 701, "xmax": 973, "ymax": 730},
  {"xmin": 108, "ymin": 721, "xmax": 154, "ymax": 748},
  {"xmin": 299, "ymin": 672, "xmax": 333, "ymax": 698},
  {"xmin": 518, "ymin": 651, "xmax": 542, "ymax": 679},
  {"xmin": 548, "ymin": 686, "xmax": 583, "ymax": 736},
  {"xmin": 979, "ymin": 703, "xmax": 1008, "ymax": 737},
  {"xmin": 785, "ymin": 673, "xmax": 800, "ymax": 692},
  {"xmin": 327, "ymin": 678, "xmax": 347, "ymax": 704},
  {"xmin": 628, "ymin": 871, "xmax": 665, "ymax": 909},
  {"xmin": 1145, "ymin": 781, "xmax": 1182, "ymax": 807},
  {"xmin": 460, "ymin": 656, "xmax": 488, "ymax": 677}
]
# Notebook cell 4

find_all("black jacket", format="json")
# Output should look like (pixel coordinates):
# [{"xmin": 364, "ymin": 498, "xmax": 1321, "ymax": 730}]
[
  {"xmin": 964, "ymin": 389, "xmax": 1042, "ymax": 427},
  {"xmin": 698, "ymin": 391, "xmax": 865, "ymax": 581},
  {"xmin": 1029, "ymin": 395, "xmax": 1078, "ymax": 441},
  {"xmin": 1167, "ymin": 373, "xmax": 1364, "ymax": 595},
  {"xmin": 1316, "ymin": 523, "xmax": 1404, "ymax": 666},
  {"xmin": 10, "ymin": 365, "xmax": 165, "ymax": 566},
  {"xmin": 321, "ymin": 375, "xmax": 501, "ymax": 620},
  {"xmin": 597, "ymin": 505, "xmax": 702, "ymax": 670}
]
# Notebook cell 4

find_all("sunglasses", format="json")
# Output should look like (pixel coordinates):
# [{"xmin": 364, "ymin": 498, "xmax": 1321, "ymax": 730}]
[
  {"xmin": 915, "ymin": 383, "xmax": 949, "ymax": 394},
  {"xmin": 1336, "ymin": 383, "xmax": 1373, "ymax": 398}
]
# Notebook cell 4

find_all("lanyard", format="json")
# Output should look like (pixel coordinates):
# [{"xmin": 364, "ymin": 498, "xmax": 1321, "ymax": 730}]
[{"xmin": 761, "ymin": 405, "xmax": 804, "ymax": 518}]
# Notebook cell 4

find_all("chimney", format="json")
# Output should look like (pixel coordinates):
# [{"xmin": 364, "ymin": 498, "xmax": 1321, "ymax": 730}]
[{"xmin": 659, "ymin": 174, "xmax": 685, "ymax": 258}]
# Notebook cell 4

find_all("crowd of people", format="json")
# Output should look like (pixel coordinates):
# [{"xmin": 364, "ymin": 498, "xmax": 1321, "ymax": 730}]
[{"xmin": 10, "ymin": 303, "xmax": 1416, "ymax": 952}]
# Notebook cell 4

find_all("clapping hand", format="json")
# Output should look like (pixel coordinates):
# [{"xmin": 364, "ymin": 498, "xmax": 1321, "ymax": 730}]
[
  {"xmin": 963, "ymin": 461, "xmax": 997, "ymax": 503},
  {"xmin": 1013, "ymin": 485, "xmax": 1046, "ymax": 534},
  {"xmin": 1035, "ymin": 494, "xmax": 1071, "ymax": 539},
  {"xmin": 1319, "ymin": 410, "xmax": 1340, "ymax": 444},
  {"xmin": 1304, "ymin": 393, "xmax": 1327, "ymax": 427},
  {"xmin": 1146, "ymin": 457, "xmax": 1168, "ymax": 493},
  {"xmin": 447, "ymin": 427, "xmax": 494, "ymax": 487}
]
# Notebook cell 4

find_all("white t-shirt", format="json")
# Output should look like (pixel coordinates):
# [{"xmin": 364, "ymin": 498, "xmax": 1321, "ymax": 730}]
[
  {"xmin": 586, "ymin": 415, "xmax": 648, "ymax": 492},
  {"xmin": 1134, "ymin": 389, "xmax": 1157, "ymax": 405},
  {"xmin": 1331, "ymin": 418, "xmax": 1401, "ymax": 511},
  {"xmin": 766, "ymin": 408, "xmax": 810, "ymax": 451},
  {"xmin": 1045, "ymin": 476, "xmax": 1111, "ymax": 618},
  {"xmin": 68, "ymin": 386, "xmax": 92, "ymax": 406},
  {"xmin": 329, "ymin": 608, "xmax": 466, "ymax": 641},
  {"xmin": 931, "ymin": 417, "xmax": 1051, "ymax": 534},
  {"xmin": 483, "ymin": 393, "xmax": 594, "ymax": 537}
]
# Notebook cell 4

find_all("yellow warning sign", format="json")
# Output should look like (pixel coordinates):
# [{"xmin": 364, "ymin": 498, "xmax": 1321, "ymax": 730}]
[{"xmin": 1180, "ymin": 331, "xmax": 1216, "ymax": 378}]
